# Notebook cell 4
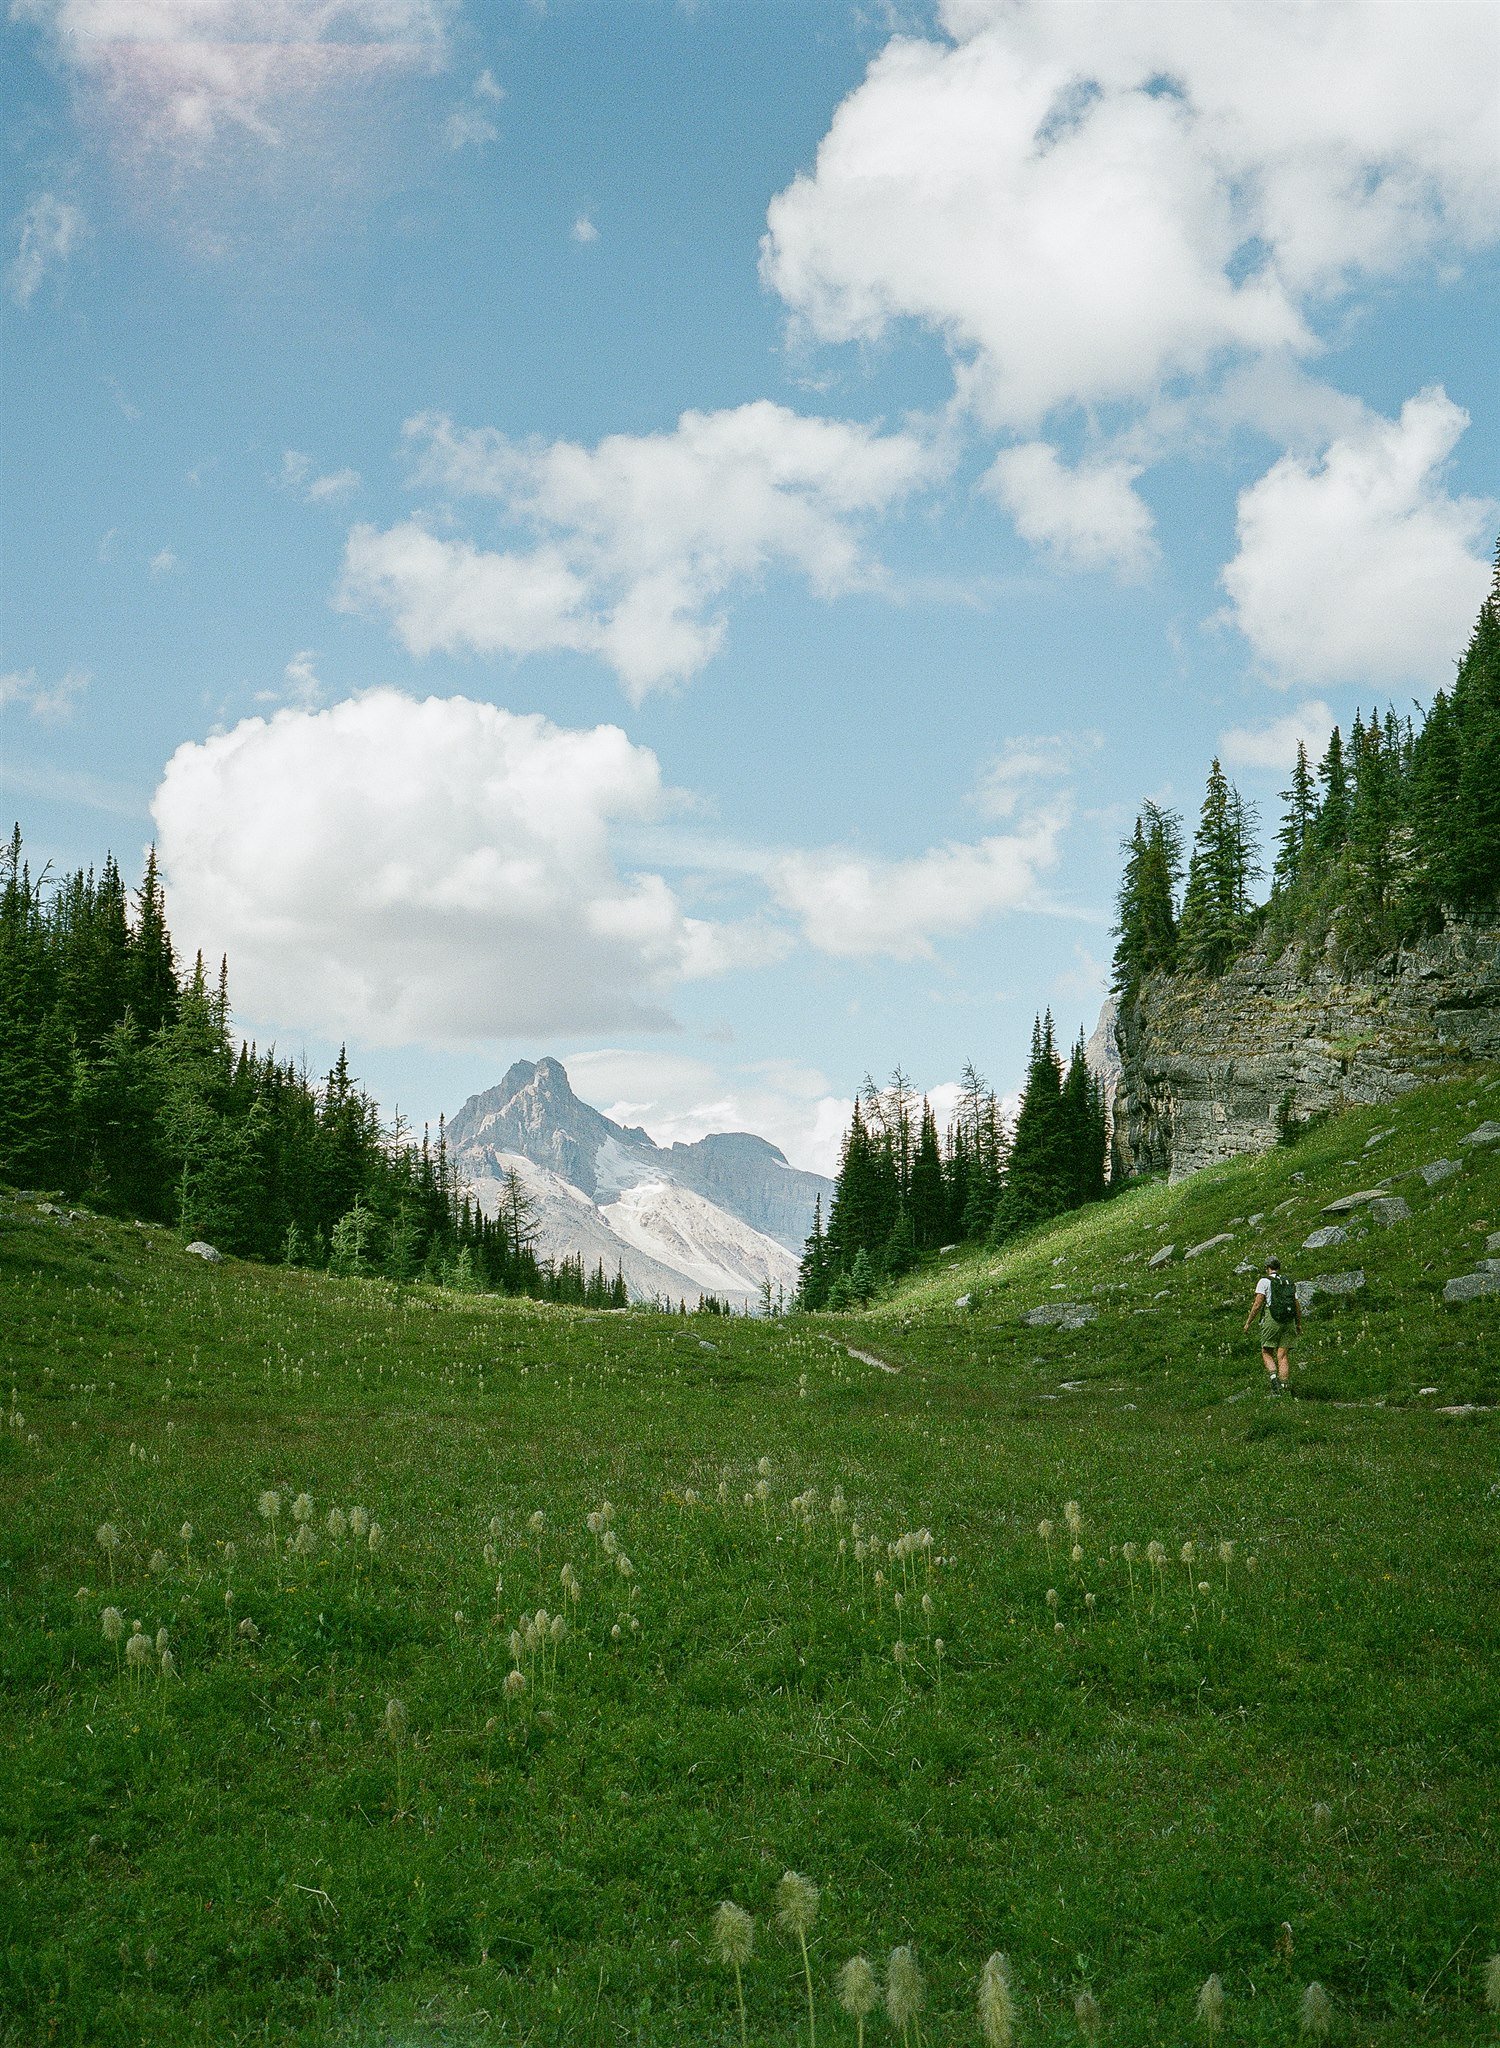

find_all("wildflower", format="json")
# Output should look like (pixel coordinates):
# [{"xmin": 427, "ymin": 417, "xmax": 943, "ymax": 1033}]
[
  {"xmin": 610, "ymin": 1623, "xmax": 621, "ymax": 1640},
  {"xmin": 777, "ymin": 1871, "xmax": 820, "ymax": 2047},
  {"xmin": 1486, "ymin": 1955, "xmax": 1500, "ymax": 2013},
  {"xmin": 257, "ymin": 1490, "xmax": 281, "ymax": 1526},
  {"xmin": 1073, "ymin": 1987, "xmax": 1102, "ymax": 2040},
  {"xmin": 159, "ymin": 1648, "xmax": 176, "ymax": 1680},
  {"xmin": 149, "ymin": 1548, "xmax": 168, "ymax": 1576},
  {"xmin": 756, "ymin": 1457, "xmax": 772, "ymax": 1479},
  {"xmin": 179, "ymin": 1522, "xmax": 193, "ymax": 1548},
  {"xmin": 1180, "ymin": 1541, "xmax": 1195, "ymax": 1565},
  {"xmin": 836, "ymin": 1955, "xmax": 879, "ymax": 2046},
  {"xmin": 504, "ymin": 1668, "xmax": 526, "ymax": 1699},
  {"xmin": 1063, "ymin": 1499, "xmax": 1082, "ymax": 1537},
  {"xmin": 384, "ymin": 1697, "xmax": 408, "ymax": 1741},
  {"xmin": 125, "ymin": 1624, "xmax": 151, "ymax": 1675},
  {"xmin": 326, "ymin": 1508, "xmax": 347, "ymax": 1542},
  {"xmin": 349, "ymin": 1506, "xmax": 369, "ymax": 1538},
  {"xmin": 292, "ymin": 1492, "xmax": 313, "ymax": 1524},
  {"xmin": 713, "ymin": 1902, "xmax": 754, "ymax": 2048},
  {"xmin": 237, "ymin": 1617, "xmax": 259, "ymax": 1641},
  {"xmin": 154, "ymin": 1626, "xmax": 168, "ymax": 1655},
  {"xmin": 488, "ymin": 1514, "xmax": 503, "ymax": 1541},
  {"xmin": 222, "ymin": 1541, "xmax": 237, "ymax": 1568},
  {"xmin": 1084, "ymin": 1591, "xmax": 1096, "ymax": 1611},
  {"xmin": 1146, "ymin": 1541, "xmax": 1166, "ymax": 1568},
  {"xmin": 1046, "ymin": 1587, "xmax": 1059, "ymax": 1610},
  {"xmin": 293, "ymin": 1523, "xmax": 315, "ymax": 1557},
  {"xmin": 528, "ymin": 1510, "xmax": 546, "ymax": 1535},
  {"xmin": 1310, "ymin": 1801, "xmax": 1333, "ymax": 1835},
  {"xmin": 1195, "ymin": 1973, "xmax": 1225, "ymax": 2038},
  {"xmin": 1217, "ymin": 1540, "xmax": 1234, "ymax": 1565},
  {"xmin": 1197, "ymin": 1580, "xmax": 1210, "ymax": 1596},
  {"xmin": 977, "ymin": 1952, "xmax": 1014, "ymax": 2047},
  {"xmin": 1299, "ymin": 1983, "xmax": 1333, "ymax": 2037},
  {"xmin": 367, "ymin": 1523, "xmax": 385, "ymax": 1555},
  {"xmin": 96, "ymin": 1523, "xmax": 120, "ymax": 1584},
  {"xmin": 550, "ymin": 1614, "xmax": 566, "ymax": 1645},
  {"xmin": 1070, "ymin": 1543, "xmax": 1084, "ymax": 1565},
  {"xmin": 100, "ymin": 1606, "xmax": 123, "ymax": 1644},
  {"xmin": 885, "ymin": 1944, "xmax": 925, "ymax": 2045},
  {"xmin": 586, "ymin": 1511, "xmax": 603, "ymax": 1536}
]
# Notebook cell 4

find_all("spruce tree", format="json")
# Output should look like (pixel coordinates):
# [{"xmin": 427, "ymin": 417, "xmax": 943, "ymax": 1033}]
[
  {"xmin": 1178, "ymin": 760, "xmax": 1259, "ymax": 974},
  {"xmin": 993, "ymin": 1014, "xmax": 1070, "ymax": 1240},
  {"xmin": 909, "ymin": 1099, "xmax": 946, "ymax": 1250}
]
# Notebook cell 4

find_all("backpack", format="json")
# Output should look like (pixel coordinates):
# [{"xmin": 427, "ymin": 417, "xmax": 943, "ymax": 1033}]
[{"xmin": 1267, "ymin": 1273, "xmax": 1296, "ymax": 1320}]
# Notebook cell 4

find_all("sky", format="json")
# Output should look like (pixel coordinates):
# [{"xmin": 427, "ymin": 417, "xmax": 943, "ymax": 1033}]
[{"xmin": 2, "ymin": 0, "xmax": 1497, "ymax": 1176}]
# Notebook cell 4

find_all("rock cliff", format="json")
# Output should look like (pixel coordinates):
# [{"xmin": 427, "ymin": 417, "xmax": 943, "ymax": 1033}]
[{"xmin": 1113, "ymin": 921, "xmax": 1500, "ymax": 1182}]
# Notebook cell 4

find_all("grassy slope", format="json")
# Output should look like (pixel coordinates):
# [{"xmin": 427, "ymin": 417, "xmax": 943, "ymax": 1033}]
[{"xmin": 1, "ymin": 1071, "xmax": 1498, "ymax": 2047}]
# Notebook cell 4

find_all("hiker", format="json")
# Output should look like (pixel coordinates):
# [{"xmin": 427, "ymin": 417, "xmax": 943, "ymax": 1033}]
[{"xmin": 1243, "ymin": 1256, "xmax": 1302, "ymax": 1392}]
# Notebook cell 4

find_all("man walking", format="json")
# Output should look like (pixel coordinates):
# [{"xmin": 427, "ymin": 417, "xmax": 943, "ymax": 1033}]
[{"xmin": 1243, "ymin": 1256, "xmax": 1302, "ymax": 1393}]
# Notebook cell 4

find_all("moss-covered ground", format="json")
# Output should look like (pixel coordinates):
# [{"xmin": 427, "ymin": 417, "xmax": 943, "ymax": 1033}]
[{"xmin": 2, "ymin": 1072, "xmax": 1498, "ymax": 2045}]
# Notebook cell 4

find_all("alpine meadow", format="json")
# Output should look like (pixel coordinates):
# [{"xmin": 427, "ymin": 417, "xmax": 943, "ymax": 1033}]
[{"xmin": 3, "ymin": 2, "xmax": 1500, "ymax": 2044}]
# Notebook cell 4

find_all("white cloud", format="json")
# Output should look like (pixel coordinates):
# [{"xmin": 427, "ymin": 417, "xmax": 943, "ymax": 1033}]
[
  {"xmin": 983, "ymin": 443, "xmax": 1156, "ymax": 577},
  {"xmin": 151, "ymin": 690, "xmax": 737, "ymax": 1045},
  {"xmin": 269, "ymin": 650, "xmax": 323, "ymax": 707},
  {"xmin": 444, "ymin": 107, "xmax": 498, "ymax": 151},
  {"xmin": 14, "ymin": 0, "xmax": 453, "ymax": 148},
  {"xmin": 8, "ymin": 193, "xmax": 85, "ymax": 306},
  {"xmin": 571, "ymin": 213, "xmax": 599, "ymax": 244},
  {"xmin": 1219, "ymin": 700, "xmax": 1336, "ymax": 773},
  {"xmin": 762, "ymin": 2, "xmax": 1500, "ymax": 432},
  {"xmin": 769, "ymin": 812, "xmax": 1064, "ymax": 960},
  {"xmin": 473, "ymin": 68, "xmax": 503, "ymax": 102},
  {"xmin": 972, "ymin": 731, "xmax": 1099, "ymax": 819},
  {"xmin": 339, "ymin": 401, "xmax": 944, "ymax": 697},
  {"xmin": 0, "ymin": 666, "xmax": 91, "ymax": 724},
  {"xmin": 281, "ymin": 450, "xmax": 361, "ymax": 504},
  {"xmin": 564, "ymin": 1048, "xmax": 852, "ymax": 1176},
  {"xmin": 1220, "ymin": 388, "xmax": 1496, "ymax": 689},
  {"xmin": 149, "ymin": 547, "xmax": 178, "ymax": 577}
]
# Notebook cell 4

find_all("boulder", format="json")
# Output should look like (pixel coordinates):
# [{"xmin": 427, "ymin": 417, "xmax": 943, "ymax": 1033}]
[
  {"xmin": 1302, "ymin": 1224, "xmax": 1348, "ymax": 1251},
  {"xmin": 954, "ymin": 1293, "xmax": 972, "ymax": 1311},
  {"xmin": 1419, "ymin": 1158, "xmax": 1462, "ymax": 1186},
  {"xmin": 1022, "ymin": 1302, "xmax": 1098, "ymax": 1330},
  {"xmin": 1147, "ymin": 1245, "xmax": 1175, "ymax": 1269},
  {"xmin": 1487, "ymin": 1230, "xmax": 1500, "ymax": 1254},
  {"xmin": 1442, "ymin": 1271, "xmax": 1500, "ymax": 1305},
  {"xmin": 1321, "ymin": 1188, "xmax": 1389, "ymax": 1214},
  {"xmin": 185, "ymin": 1241, "xmax": 223, "ymax": 1264},
  {"xmin": 1369, "ymin": 1196, "xmax": 1411, "ymax": 1227},
  {"xmin": 1297, "ymin": 1269, "xmax": 1366, "ymax": 1305},
  {"xmin": 1185, "ymin": 1233, "xmax": 1234, "ymax": 1260},
  {"xmin": 1364, "ymin": 1127, "xmax": 1396, "ymax": 1149},
  {"xmin": 1460, "ymin": 1121, "xmax": 1500, "ymax": 1148}
]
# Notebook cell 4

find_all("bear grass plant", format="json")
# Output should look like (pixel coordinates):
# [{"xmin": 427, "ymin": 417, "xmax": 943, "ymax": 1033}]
[{"xmin": 0, "ymin": 1068, "xmax": 1497, "ymax": 2044}]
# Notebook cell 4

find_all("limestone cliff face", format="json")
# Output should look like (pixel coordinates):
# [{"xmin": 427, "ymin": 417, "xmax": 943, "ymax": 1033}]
[{"xmin": 1113, "ymin": 921, "xmax": 1500, "ymax": 1182}]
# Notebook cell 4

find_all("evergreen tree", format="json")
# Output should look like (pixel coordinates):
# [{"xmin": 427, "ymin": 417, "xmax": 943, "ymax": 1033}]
[
  {"xmin": 1273, "ymin": 743, "xmax": 1317, "ymax": 894},
  {"xmin": 993, "ymin": 1013, "xmax": 1070, "ymax": 1240},
  {"xmin": 908, "ymin": 1099, "xmax": 946, "ymax": 1250},
  {"xmin": 1178, "ymin": 760, "xmax": 1260, "ymax": 974},
  {"xmin": 1112, "ymin": 802, "xmax": 1182, "ymax": 992}
]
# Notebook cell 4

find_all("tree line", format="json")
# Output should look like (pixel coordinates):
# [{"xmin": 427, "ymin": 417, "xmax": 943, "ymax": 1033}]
[
  {"xmin": 0, "ymin": 825, "xmax": 626, "ymax": 1304},
  {"xmin": 797, "ymin": 1016, "xmax": 1107, "ymax": 1309},
  {"xmin": 1113, "ymin": 548, "xmax": 1500, "ymax": 993}
]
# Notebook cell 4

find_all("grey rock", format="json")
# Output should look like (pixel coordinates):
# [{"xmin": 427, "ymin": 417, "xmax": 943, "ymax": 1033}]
[
  {"xmin": 1247, "ymin": 1212, "xmax": 1265, "ymax": 1226},
  {"xmin": 1022, "ymin": 1302, "xmax": 1098, "ymax": 1330},
  {"xmin": 1302, "ymin": 1224, "xmax": 1349, "ymax": 1251},
  {"xmin": 1297, "ymin": 1269, "xmax": 1366, "ymax": 1305},
  {"xmin": 1273, "ymin": 1197, "xmax": 1300, "ymax": 1214},
  {"xmin": 1487, "ymin": 1230, "xmax": 1500, "ymax": 1253},
  {"xmin": 36, "ymin": 1201, "xmax": 62, "ymax": 1215},
  {"xmin": 1460, "ymin": 1120, "xmax": 1500, "ymax": 1147},
  {"xmin": 1321, "ymin": 1188, "xmax": 1389, "ymax": 1213},
  {"xmin": 697, "ymin": 1339, "xmax": 718, "ymax": 1352},
  {"xmin": 1443, "ymin": 1271, "xmax": 1500, "ymax": 1304},
  {"xmin": 185, "ymin": 1241, "xmax": 223, "ymax": 1264},
  {"xmin": 1364, "ymin": 1127, "xmax": 1397, "ymax": 1149},
  {"xmin": 1369, "ymin": 1196, "xmax": 1412, "ymax": 1226},
  {"xmin": 1420, "ymin": 1157, "xmax": 1462, "ymax": 1185},
  {"xmin": 1474, "ymin": 1259, "xmax": 1500, "ymax": 1276},
  {"xmin": 1185, "ymin": 1233, "xmax": 1234, "ymax": 1259},
  {"xmin": 1234, "ymin": 1259, "xmax": 1255, "ymax": 1274},
  {"xmin": 1147, "ymin": 1245, "xmax": 1175, "ymax": 1269},
  {"xmin": 954, "ymin": 1293, "xmax": 972, "ymax": 1311}
]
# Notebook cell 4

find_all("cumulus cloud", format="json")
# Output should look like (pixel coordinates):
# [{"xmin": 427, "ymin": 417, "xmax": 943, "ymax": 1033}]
[
  {"xmin": 339, "ymin": 401, "xmax": 944, "ymax": 697},
  {"xmin": 1219, "ymin": 701, "xmax": 1336, "ymax": 773},
  {"xmin": 0, "ymin": 666, "xmax": 91, "ymax": 723},
  {"xmin": 763, "ymin": 2, "xmax": 1500, "ymax": 432},
  {"xmin": 151, "ymin": 690, "xmax": 729, "ymax": 1044},
  {"xmin": 281, "ymin": 450, "xmax": 362, "ymax": 504},
  {"xmin": 769, "ymin": 812, "xmax": 1064, "ymax": 960},
  {"xmin": 8, "ymin": 193, "xmax": 85, "ymax": 306},
  {"xmin": 1220, "ymin": 388, "xmax": 1496, "ymax": 689},
  {"xmin": 983, "ymin": 443, "xmax": 1156, "ymax": 576},
  {"xmin": 13, "ymin": 0, "xmax": 453, "ymax": 148}
]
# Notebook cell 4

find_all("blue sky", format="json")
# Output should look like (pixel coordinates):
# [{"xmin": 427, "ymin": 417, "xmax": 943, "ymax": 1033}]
[{"xmin": 3, "ymin": 0, "xmax": 1497, "ymax": 1171}]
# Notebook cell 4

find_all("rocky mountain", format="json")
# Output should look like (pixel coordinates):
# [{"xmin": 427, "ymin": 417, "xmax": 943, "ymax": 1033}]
[
  {"xmin": 1111, "ymin": 921, "xmax": 1500, "ymax": 1182},
  {"xmin": 445, "ymin": 1058, "xmax": 833, "ymax": 1305}
]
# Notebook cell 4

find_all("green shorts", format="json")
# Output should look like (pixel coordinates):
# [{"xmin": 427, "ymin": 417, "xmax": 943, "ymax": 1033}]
[{"xmin": 1258, "ymin": 1312, "xmax": 1295, "ymax": 1348}]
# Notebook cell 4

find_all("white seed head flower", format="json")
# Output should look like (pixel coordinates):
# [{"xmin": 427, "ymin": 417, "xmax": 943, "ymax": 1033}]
[
  {"xmin": 179, "ymin": 1523, "xmax": 193, "ymax": 1545},
  {"xmin": 713, "ymin": 1901, "xmax": 754, "ymax": 1967},
  {"xmin": 893, "ymin": 1590, "xmax": 904, "ymax": 1611},
  {"xmin": 893, "ymin": 1639, "xmax": 907, "ymax": 1665},
  {"xmin": 488, "ymin": 1514, "xmax": 503, "ymax": 1540},
  {"xmin": 294, "ymin": 1524, "xmax": 315, "ymax": 1556},
  {"xmin": 101, "ymin": 1606, "xmax": 123, "ymax": 1644},
  {"xmin": 1122, "ymin": 1541, "xmax": 1138, "ymax": 1562},
  {"xmin": 326, "ymin": 1508, "xmax": 347, "ymax": 1541},
  {"xmin": 149, "ymin": 1548, "xmax": 168, "ymax": 1575},
  {"xmin": 757, "ymin": 1457, "xmax": 772, "ymax": 1480},
  {"xmin": 775, "ymin": 1870, "xmax": 819, "ymax": 1939},
  {"xmin": 1486, "ymin": 1954, "xmax": 1500, "ymax": 2014},
  {"xmin": 1074, "ymin": 1987, "xmax": 1102, "ymax": 2040},
  {"xmin": 292, "ymin": 1492, "xmax": 313, "ymax": 1524},
  {"xmin": 222, "ymin": 1541, "xmax": 237, "ymax": 1567},
  {"xmin": 1195, "ymin": 1973, "xmax": 1225, "ymax": 2036},
  {"xmin": 1311, "ymin": 1800, "xmax": 1333, "ymax": 1834},
  {"xmin": 1147, "ymin": 1541, "xmax": 1166, "ymax": 1568},
  {"xmin": 1299, "ymin": 1983, "xmax": 1333, "ymax": 2037},
  {"xmin": 1046, "ymin": 1587, "xmax": 1059, "ymax": 1609},
  {"xmin": 237, "ymin": 1616, "xmax": 259, "ymax": 1641},
  {"xmin": 1197, "ymin": 1580, "xmax": 1210, "ymax": 1595},
  {"xmin": 885, "ymin": 1945, "xmax": 924, "ymax": 2031},
  {"xmin": 503, "ymin": 1668, "xmax": 526, "ymax": 1699},
  {"xmin": 125, "ymin": 1629, "xmax": 151, "ymax": 1669},
  {"xmin": 349, "ymin": 1506, "xmax": 369, "ymax": 1538},
  {"xmin": 921, "ymin": 1591, "xmax": 933, "ymax": 1615},
  {"xmin": 586, "ymin": 1511, "xmax": 603, "ymax": 1536},
  {"xmin": 1063, "ymin": 1500, "xmax": 1082, "ymax": 1535},
  {"xmin": 257, "ymin": 1491, "xmax": 281, "ymax": 1523},
  {"xmin": 615, "ymin": 1554, "xmax": 633, "ymax": 1577},
  {"xmin": 610, "ymin": 1623, "xmax": 621, "ymax": 1640},
  {"xmin": 367, "ymin": 1523, "xmax": 384, "ymax": 1554},
  {"xmin": 96, "ymin": 1523, "xmax": 119, "ymax": 1554},
  {"xmin": 978, "ymin": 1952, "xmax": 1014, "ymax": 2047},
  {"xmin": 602, "ymin": 1529, "xmax": 619, "ymax": 1556},
  {"xmin": 1085, "ymin": 1591, "xmax": 1097, "ymax": 1610},
  {"xmin": 1217, "ymin": 1540, "xmax": 1234, "ymax": 1564},
  {"xmin": 550, "ymin": 1614, "xmax": 566, "ymax": 1644},
  {"xmin": 1037, "ymin": 1519, "xmax": 1053, "ymax": 1542},
  {"xmin": 528, "ymin": 1510, "xmax": 546, "ymax": 1535},
  {"xmin": 384, "ymin": 1698, "xmax": 408, "ymax": 1741},
  {"xmin": 154, "ymin": 1626, "xmax": 168, "ymax": 1654},
  {"xmin": 1070, "ymin": 1544, "xmax": 1084, "ymax": 1565},
  {"xmin": 1181, "ymin": 1541, "xmax": 1195, "ymax": 1566},
  {"xmin": 159, "ymin": 1648, "xmax": 176, "ymax": 1679},
  {"xmin": 754, "ymin": 1480, "xmax": 770, "ymax": 1503},
  {"xmin": 836, "ymin": 1954, "xmax": 878, "ymax": 2019}
]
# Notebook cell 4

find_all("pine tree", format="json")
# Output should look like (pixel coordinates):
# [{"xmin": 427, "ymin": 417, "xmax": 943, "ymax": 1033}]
[
  {"xmin": 1273, "ymin": 742, "xmax": 1317, "ymax": 894},
  {"xmin": 908, "ymin": 1099, "xmax": 946, "ymax": 1250},
  {"xmin": 993, "ymin": 1013, "xmax": 1070, "ymax": 1240},
  {"xmin": 1112, "ymin": 802, "xmax": 1182, "ymax": 993},
  {"xmin": 1178, "ymin": 760, "xmax": 1259, "ymax": 975}
]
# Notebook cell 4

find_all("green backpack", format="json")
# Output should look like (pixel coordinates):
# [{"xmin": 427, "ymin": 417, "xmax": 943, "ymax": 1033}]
[{"xmin": 1267, "ymin": 1273, "xmax": 1296, "ymax": 1320}]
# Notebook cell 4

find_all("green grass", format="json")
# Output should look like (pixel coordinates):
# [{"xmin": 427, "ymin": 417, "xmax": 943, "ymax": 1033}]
[{"xmin": 3, "ymin": 1072, "xmax": 1499, "ymax": 2045}]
